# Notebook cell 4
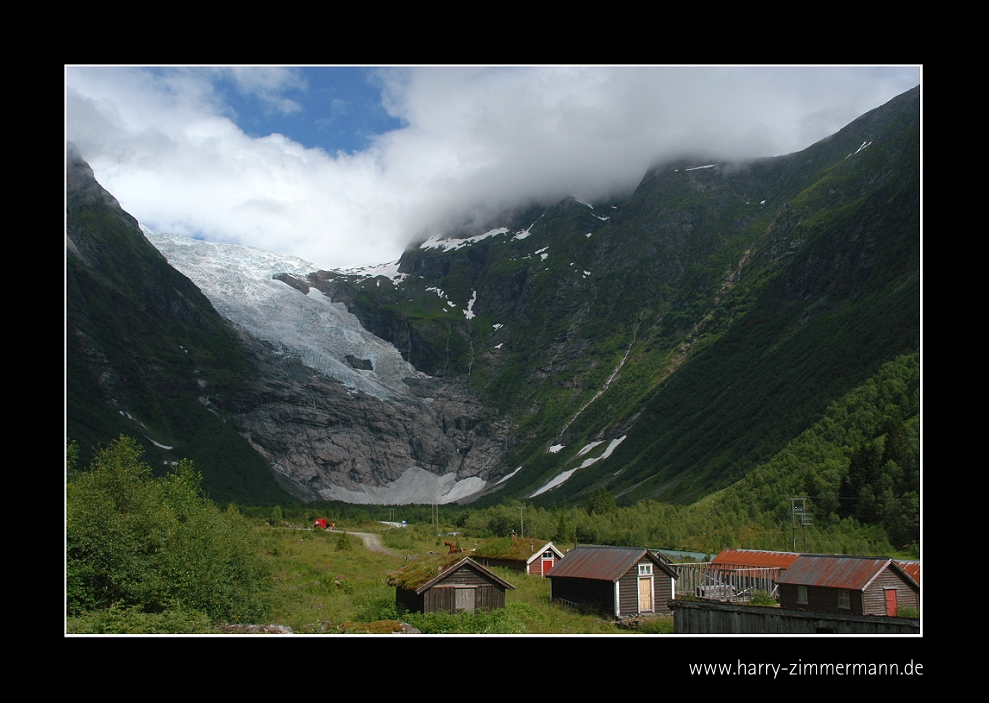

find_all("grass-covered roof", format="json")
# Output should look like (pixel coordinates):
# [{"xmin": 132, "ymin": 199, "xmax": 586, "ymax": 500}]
[
  {"xmin": 471, "ymin": 536, "xmax": 553, "ymax": 561},
  {"xmin": 387, "ymin": 545, "xmax": 525, "ymax": 592},
  {"xmin": 387, "ymin": 552, "xmax": 472, "ymax": 591}
]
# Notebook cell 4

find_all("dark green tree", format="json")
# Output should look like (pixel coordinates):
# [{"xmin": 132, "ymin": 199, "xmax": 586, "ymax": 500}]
[{"xmin": 585, "ymin": 487, "xmax": 617, "ymax": 515}]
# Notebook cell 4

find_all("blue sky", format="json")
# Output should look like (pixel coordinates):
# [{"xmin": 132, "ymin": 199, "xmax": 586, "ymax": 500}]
[
  {"xmin": 211, "ymin": 67, "xmax": 404, "ymax": 155},
  {"xmin": 66, "ymin": 66, "xmax": 921, "ymax": 270}
]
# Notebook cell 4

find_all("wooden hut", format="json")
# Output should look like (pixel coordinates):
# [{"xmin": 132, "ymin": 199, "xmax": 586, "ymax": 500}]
[
  {"xmin": 471, "ymin": 537, "xmax": 565, "ymax": 576},
  {"xmin": 545, "ymin": 545, "xmax": 677, "ymax": 617},
  {"xmin": 387, "ymin": 554, "xmax": 516, "ymax": 615},
  {"xmin": 776, "ymin": 554, "xmax": 919, "ymax": 616}
]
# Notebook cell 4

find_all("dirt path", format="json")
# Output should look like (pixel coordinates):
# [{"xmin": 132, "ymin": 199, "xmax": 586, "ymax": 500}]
[{"xmin": 330, "ymin": 529, "xmax": 399, "ymax": 556}]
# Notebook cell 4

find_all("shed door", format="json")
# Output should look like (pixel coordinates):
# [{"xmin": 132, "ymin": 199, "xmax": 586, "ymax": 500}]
[
  {"xmin": 455, "ymin": 587, "xmax": 476, "ymax": 613},
  {"xmin": 541, "ymin": 554, "xmax": 555, "ymax": 576},
  {"xmin": 884, "ymin": 588, "xmax": 897, "ymax": 616},
  {"xmin": 639, "ymin": 577, "xmax": 653, "ymax": 612}
]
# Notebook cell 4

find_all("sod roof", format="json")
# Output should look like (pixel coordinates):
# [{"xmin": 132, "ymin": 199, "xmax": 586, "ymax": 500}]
[
  {"xmin": 387, "ymin": 553, "xmax": 515, "ymax": 593},
  {"xmin": 471, "ymin": 536, "xmax": 556, "ymax": 561}
]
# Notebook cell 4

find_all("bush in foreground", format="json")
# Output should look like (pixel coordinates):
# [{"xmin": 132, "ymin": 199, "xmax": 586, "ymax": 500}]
[{"xmin": 66, "ymin": 436, "xmax": 271, "ymax": 625}]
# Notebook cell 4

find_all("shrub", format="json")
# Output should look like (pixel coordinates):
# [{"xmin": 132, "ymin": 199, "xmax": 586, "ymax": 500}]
[
  {"xmin": 403, "ymin": 608, "xmax": 524, "ymax": 634},
  {"xmin": 748, "ymin": 590, "xmax": 779, "ymax": 607},
  {"xmin": 336, "ymin": 531, "xmax": 357, "ymax": 551},
  {"xmin": 635, "ymin": 616, "xmax": 674, "ymax": 634},
  {"xmin": 66, "ymin": 436, "xmax": 271, "ymax": 624},
  {"xmin": 66, "ymin": 605, "xmax": 213, "ymax": 634}
]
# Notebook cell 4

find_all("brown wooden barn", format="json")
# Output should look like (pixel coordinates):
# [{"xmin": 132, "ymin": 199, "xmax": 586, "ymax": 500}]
[
  {"xmin": 776, "ymin": 554, "xmax": 919, "ymax": 616},
  {"xmin": 471, "ymin": 537, "xmax": 565, "ymax": 576},
  {"xmin": 387, "ymin": 554, "xmax": 516, "ymax": 615},
  {"xmin": 545, "ymin": 545, "xmax": 677, "ymax": 617}
]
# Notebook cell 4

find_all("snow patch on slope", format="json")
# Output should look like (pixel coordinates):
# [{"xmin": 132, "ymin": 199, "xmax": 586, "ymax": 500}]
[
  {"xmin": 420, "ymin": 227, "xmax": 509, "ymax": 252},
  {"xmin": 529, "ymin": 436, "xmax": 627, "ymax": 497},
  {"xmin": 318, "ymin": 467, "xmax": 486, "ymax": 505},
  {"xmin": 513, "ymin": 222, "xmax": 536, "ymax": 240},
  {"xmin": 338, "ymin": 260, "xmax": 407, "ymax": 284},
  {"xmin": 464, "ymin": 290, "xmax": 477, "ymax": 320}
]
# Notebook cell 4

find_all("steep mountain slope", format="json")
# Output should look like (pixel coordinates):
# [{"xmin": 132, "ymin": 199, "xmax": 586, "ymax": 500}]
[
  {"xmin": 67, "ymin": 147, "xmax": 509, "ymax": 504},
  {"xmin": 144, "ymin": 232, "xmax": 508, "ymax": 503},
  {"xmin": 304, "ymin": 85, "xmax": 920, "ymax": 506},
  {"xmin": 66, "ymin": 143, "xmax": 289, "ymax": 504}
]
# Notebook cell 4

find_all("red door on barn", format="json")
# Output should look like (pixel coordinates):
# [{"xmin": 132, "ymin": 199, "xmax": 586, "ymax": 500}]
[
  {"xmin": 541, "ymin": 553, "xmax": 555, "ymax": 575},
  {"xmin": 884, "ymin": 588, "xmax": 898, "ymax": 616}
]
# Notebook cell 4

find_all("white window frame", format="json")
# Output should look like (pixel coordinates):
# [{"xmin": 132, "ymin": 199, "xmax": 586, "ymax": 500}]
[
  {"xmin": 837, "ymin": 589, "xmax": 850, "ymax": 609},
  {"xmin": 638, "ymin": 563, "xmax": 653, "ymax": 576}
]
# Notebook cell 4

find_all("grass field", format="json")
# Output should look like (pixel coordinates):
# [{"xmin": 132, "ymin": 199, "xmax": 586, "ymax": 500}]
[{"xmin": 262, "ymin": 521, "xmax": 673, "ymax": 634}]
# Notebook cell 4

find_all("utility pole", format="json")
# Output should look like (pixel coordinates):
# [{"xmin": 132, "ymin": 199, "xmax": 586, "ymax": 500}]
[
  {"xmin": 790, "ymin": 497, "xmax": 812, "ymax": 551},
  {"xmin": 518, "ymin": 506, "xmax": 526, "ymax": 538}
]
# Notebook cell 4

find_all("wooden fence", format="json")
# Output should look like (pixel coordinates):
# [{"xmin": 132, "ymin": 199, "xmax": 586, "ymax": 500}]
[
  {"xmin": 670, "ymin": 599, "xmax": 920, "ymax": 634},
  {"xmin": 672, "ymin": 563, "xmax": 783, "ymax": 603}
]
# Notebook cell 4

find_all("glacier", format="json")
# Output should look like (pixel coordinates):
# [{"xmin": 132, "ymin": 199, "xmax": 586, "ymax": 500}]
[{"xmin": 143, "ymin": 227, "xmax": 426, "ymax": 401}]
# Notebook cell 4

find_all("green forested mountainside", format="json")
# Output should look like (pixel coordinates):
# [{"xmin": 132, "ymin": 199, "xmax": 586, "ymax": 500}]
[
  {"xmin": 410, "ymin": 352, "xmax": 918, "ymax": 555},
  {"xmin": 65, "ymin": 148, "xmax": 290, "ymax": 504},
  {"xmin": 707, "ymin": 351, "xmax": 919, "ymax": 553},
  {"xmin": 315, "ymin": 86, "xmax": 920, "ymax": 507}
]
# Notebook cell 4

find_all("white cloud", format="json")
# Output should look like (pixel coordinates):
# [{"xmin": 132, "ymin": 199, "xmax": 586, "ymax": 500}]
[
  {"xmin": 226, "ymin": 67, "xmax": 306, "ymax": 115},
  {"xmin": 65, "ymin": 65, "xmax": 920, "ymax": 270}
]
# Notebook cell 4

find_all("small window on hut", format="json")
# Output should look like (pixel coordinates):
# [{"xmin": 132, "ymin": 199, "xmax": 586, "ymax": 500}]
[
  {"xmin": 639, "ymin": 563, "xmax": 652, "ymax": 576},
  {"xmin": 797, "ymin": 585, "xmax": 808, "ymax": 604},
  {"xmin": 837, "ymin": 589, "xmax": 850, "ymax": 609}
]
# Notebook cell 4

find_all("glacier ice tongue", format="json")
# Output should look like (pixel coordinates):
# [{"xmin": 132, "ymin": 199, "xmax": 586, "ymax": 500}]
[{"xmin": 143, "ymin": 228, "xmax": 424, "ymax": 400}]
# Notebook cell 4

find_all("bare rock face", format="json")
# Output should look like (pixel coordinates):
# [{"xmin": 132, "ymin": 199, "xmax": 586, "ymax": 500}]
[
  {"xmin": 144, "ymin": 229, "xmax": 511, "ymax": 504},
  {"xmin": 228, "ymin": 333, "xmax": 507, "ymax": 504}
]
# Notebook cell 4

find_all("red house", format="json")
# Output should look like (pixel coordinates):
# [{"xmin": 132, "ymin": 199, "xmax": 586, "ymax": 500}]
[{"xmin": 471, "ymin": 538, "xmax": 565, "ymax": 576}]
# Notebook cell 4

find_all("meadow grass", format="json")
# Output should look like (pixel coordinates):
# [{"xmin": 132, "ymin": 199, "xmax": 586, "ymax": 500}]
[{"xmin": 261, "ymin": 523, "xmax": 672, "ymax": 634}]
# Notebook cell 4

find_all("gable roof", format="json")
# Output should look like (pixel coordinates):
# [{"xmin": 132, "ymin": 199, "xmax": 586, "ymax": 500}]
[
  {"xmin": 775, "ymin": 555, "xmax": 919, "ymax": 591},
  {"xmin": 711, "ymin": 549, "xmax": 800, "ymax": 569},
  {"xmin": 544, "ymin": 545, "xmax": 676, "ymax": 581},
  {"xmin": 524, "ymin": 541, "xmax": 565, "ymax": 566},
  {"xmin": 387, "ymin": 554, "xmax": 516, "ymax": 594}
]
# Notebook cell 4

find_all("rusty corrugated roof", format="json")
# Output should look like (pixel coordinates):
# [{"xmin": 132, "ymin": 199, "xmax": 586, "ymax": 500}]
[
  {"xmin": 776, "ymin": 555, "xmax": 917, "ymax": 591},
  {"xmin": 711, "ymin": 549, "xmax": 800, "ymax": 569},
  {"xmin": 897, "ymin": 561, "xmax": 920, "ymax": 585},
  {"xmin": 544, "ymin": 545, "xmax": 675, "ymax": 581}
]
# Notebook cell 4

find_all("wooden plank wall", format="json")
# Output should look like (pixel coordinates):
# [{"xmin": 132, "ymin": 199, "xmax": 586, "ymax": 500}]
[
  {"xmin": 552, "ymin": 577, "xmax": 614, "ymax": 615},
  {"xmin": 864, "ymin": 569, "xmax": 919, "ymax": 615}
]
